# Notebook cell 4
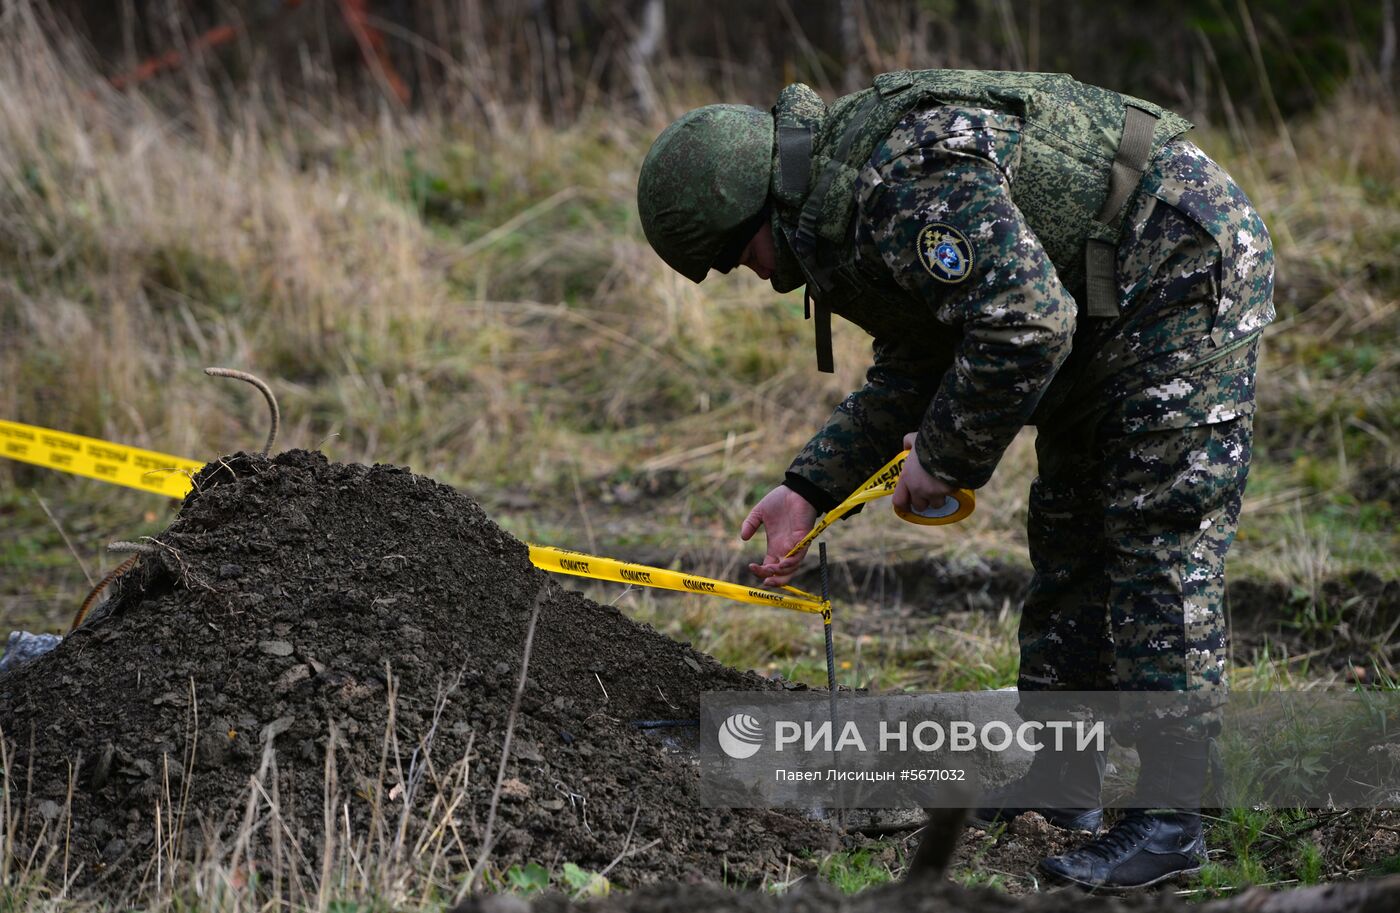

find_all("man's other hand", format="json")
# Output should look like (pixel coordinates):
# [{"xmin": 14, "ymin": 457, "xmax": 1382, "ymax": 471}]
[
  {"xmin": 893, "ymin": 432, "xmax": 955, "ymax": 515},
  {"xmin": 740, "ymin": 484, "xmax": 818, "ymax": 587}
]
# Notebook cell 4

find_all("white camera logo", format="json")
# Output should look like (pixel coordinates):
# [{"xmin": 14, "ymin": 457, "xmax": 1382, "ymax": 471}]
[{"xmin": 717, "ymin": 712, "xmax": 764, "ymax": 759}]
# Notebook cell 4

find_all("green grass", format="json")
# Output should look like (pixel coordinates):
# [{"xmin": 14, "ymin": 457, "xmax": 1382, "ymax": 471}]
[
  {"xmin": 948, "ymin": 823, "xmax": 1009, "ymax": 892},
  {"xmin": 1370, "ymin": 853, "xmax": 1400, "ymax": 876},
  {"xmin": 1209, "ymin": 807, "xmax": 1276, "ymax": 888},
  {"xmin": 950, "ymin": 868, "xmax": 1007, "ymax": 891},
  {"xmin": 1194, "ymin": 810, "xmax": 1300, "ymax": 897},
  {"xmin": 0, "ymin": 485, "xmax": 173, "ymax": 632},
  {"xmin": 817, "ymin": 847, "xmax": 897, "ymax": 893},
  {"xmin": 496, "ymin": 862, "xmax": 610, "ymax": 898},
  {"xmin": 1186, "ymin": 806, "xmax": 1400, "ymax": 899}
]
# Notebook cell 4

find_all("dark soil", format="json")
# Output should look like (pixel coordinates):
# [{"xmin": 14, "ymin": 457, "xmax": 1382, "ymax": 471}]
[
  {"xmin": 1228, "ymin": 573, "xmax": 1399, "ymax": 672},
  {"xmin": 0, "ymin": 450, "xmax": 834, "ymax": 891}
]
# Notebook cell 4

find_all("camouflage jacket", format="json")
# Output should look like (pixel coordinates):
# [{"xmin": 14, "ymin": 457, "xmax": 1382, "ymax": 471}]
[{"xmin": 779, "ymin": 86, "xmax": 1274, "ymax": 509}]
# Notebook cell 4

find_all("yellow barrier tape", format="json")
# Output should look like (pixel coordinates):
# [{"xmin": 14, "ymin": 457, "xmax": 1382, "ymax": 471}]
[
  {"xmin": 0, "ymin": 418, "xmax": 830, "ymax": 617},
  {"xmin": 784, "ymin": 451, "xmax": 975, "ymax": 559},
  {"xmin": 528, "ymin": 544, "xmax": 830, "ymax": 617},
  {"xmin": 0, "ymin": 420, "xmax": 202, "ymax": 500},
  {"xmin": 0, "ymin": 422, "xmax": 974, "ymax": 625}
]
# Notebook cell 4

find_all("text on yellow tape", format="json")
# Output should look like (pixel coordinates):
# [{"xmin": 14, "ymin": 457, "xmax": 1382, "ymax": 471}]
[
  {"xmin": 0, "ymin": 420, "xmax": 202, "ymax": 500},
  {"xmin": 529, "ymin": 544, "xmax": 829, "ymax": 616}
]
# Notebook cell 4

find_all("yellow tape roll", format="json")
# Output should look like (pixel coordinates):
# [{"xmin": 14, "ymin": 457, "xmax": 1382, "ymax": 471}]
[
  {"xmin": 893, "ymin": 490, "xmax": 976, "ymax": 526},
  {"xmin": 784, "ymin": 450, "xmax": 975, "ymax": 558},
  {"xmin": 0, "ymin": 420, "xmax": 202, "ymax": 499}
]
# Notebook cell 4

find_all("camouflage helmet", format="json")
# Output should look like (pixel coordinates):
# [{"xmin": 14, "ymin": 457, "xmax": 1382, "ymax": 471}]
[{"xmin": 637, "ymin": 104, "xmax": 774, "ymax": 283}]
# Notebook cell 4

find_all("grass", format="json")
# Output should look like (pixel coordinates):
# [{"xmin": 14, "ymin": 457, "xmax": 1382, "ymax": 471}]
[
  {"xmin": 496, "ymin": 862, "xmax": 610, "ymax": 898},
  {"xmin": 816, "ymin": 847, "xmax": 897, "ymax": 893},
  {"xmin": 0, "ymin": 2, "xmax": 1397, "ymax": 910},
  {"xmin": 1189, "ymin": 807, "xmax": 1400, "ymax": 899}
]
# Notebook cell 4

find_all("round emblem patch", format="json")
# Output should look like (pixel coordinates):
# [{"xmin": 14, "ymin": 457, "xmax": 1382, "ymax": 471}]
[{"xmin": 917, "ymin": 223, "xmax": 974, "ymax": 284}]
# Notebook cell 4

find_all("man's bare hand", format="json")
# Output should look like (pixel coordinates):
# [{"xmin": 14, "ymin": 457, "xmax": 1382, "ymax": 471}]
[
  {"xmin": 740, "ymin": 484, "xmax": 818, "ymax": 587},
  {"xmin": 892, "ymin": 432, "xmax": 955, "ymax": 516}
]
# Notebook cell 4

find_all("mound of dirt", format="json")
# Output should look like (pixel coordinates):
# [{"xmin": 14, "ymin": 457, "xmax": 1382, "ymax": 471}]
[{"xmin": 0, "ymin": 450, "xmax": 833, "ymax": 890}]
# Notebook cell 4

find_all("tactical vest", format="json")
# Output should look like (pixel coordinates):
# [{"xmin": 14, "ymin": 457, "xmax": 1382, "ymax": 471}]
[{"xmin": 769, "ymin": 69, "xmax": 1193, "ymax": 372}]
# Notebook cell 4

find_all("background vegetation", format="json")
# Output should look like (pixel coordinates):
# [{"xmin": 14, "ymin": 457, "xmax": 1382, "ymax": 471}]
[{"xmin": 0, "ymin": 0, "xmax": 1396, "ymax": 907}]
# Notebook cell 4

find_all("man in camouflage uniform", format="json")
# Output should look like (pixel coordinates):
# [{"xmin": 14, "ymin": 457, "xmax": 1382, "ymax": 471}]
[{"xmin": 637, "ymin": 70, "xmax": 1272, "ymax": 889}]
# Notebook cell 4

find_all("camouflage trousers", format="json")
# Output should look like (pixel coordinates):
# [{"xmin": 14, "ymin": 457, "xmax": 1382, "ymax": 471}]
[
  {"xmin": 1017, "ymin": 403, "xmax": 1252, "ymax": 682},
  {"xmin": 1013, "ymin": 142, "xmax": 1269, "ymax": 739},
  {"xmin": 1016, "ymin": 400, "xmax": 1253, "ymax": 741},
  {"xmin": 1015, "ymin": 194, "xmax": 1262, "ymax": 732}
]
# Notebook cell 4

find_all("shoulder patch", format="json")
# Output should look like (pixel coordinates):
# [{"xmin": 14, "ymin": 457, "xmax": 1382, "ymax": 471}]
[{"xmin": 917, "ymin": 223, "xmax": 974, "ymax": 283}]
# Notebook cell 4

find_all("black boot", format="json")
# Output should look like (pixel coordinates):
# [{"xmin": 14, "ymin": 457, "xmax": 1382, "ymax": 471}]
[
  {"xmin": 1039, "ymin": 733, "xmax": 1211, "ymax": 890},
  {"xmin": 971, "ymin": 743, "xmax": 1105, "ymax": 832},
  {"xmin": 1039, "ymin": 810, "xmax": 1204, "ymax": 889}
]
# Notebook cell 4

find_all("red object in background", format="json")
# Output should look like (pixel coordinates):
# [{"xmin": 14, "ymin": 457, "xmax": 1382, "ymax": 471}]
[
  {"xmin": 107, "ymin": 23, "xmax": 239, "ymax": 91},
  {"xmin": 337, "ymin": 0, "xmax": 411, "ymax": 104},
  {"xmin": 106, "ymin": 0, "xmax": 410, "ymax": 104}
]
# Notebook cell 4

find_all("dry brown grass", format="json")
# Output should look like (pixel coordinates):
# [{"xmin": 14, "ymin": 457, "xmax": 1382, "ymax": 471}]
[{"xmin": 0, "ymin": 4, "xmax": 857, "ymax": 503}]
